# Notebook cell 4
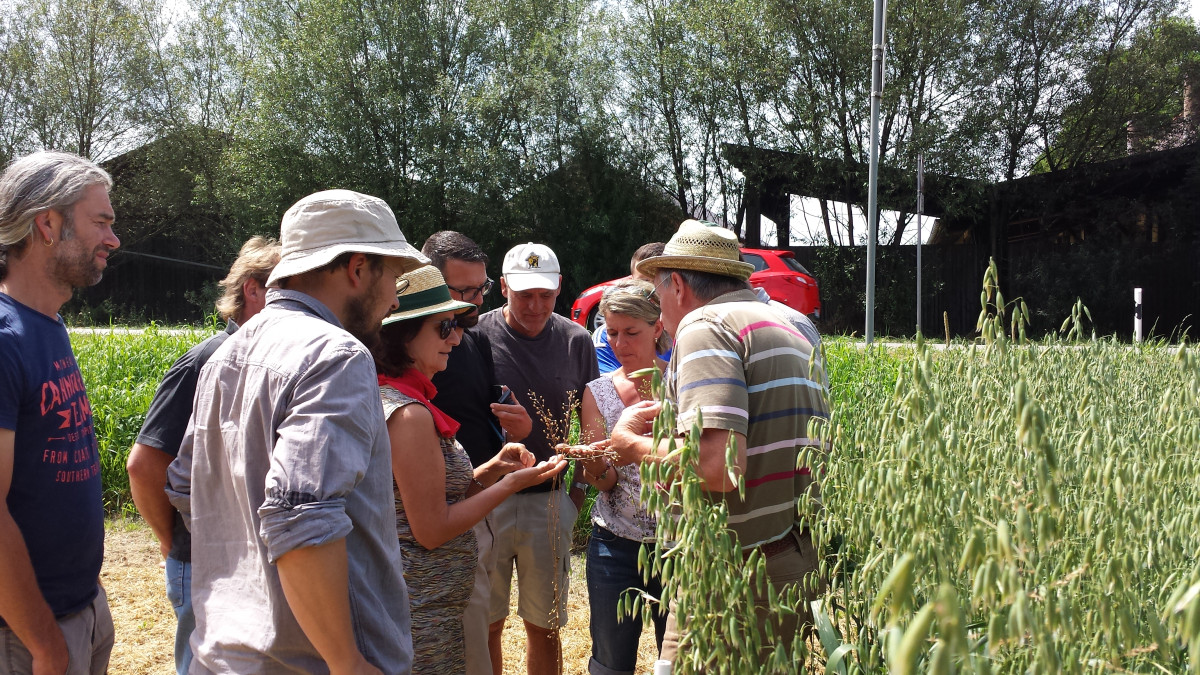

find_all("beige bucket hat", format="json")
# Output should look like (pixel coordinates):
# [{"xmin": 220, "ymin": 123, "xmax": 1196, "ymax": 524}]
[
  {"xmin": 635, "ymin": 219, "xmax": 754, "ymax": 281},
  {"xmin": 382, "ymin": 265, "xmax": 475, "ymax": 325},
  {"xmin": 266, "ymin": 189, "xmax": 429, "ymax": 287}
]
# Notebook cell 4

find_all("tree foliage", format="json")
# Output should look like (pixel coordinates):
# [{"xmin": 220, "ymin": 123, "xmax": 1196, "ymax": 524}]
[{"xmin": 0, "ymin": 0, "xmax": 1196, "ymax": 320}]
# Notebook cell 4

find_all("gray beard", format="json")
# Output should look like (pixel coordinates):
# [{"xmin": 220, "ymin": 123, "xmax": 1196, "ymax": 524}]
[{"xmin": 49, "ymin": 242, "xmax": 105, "ymax": 289}]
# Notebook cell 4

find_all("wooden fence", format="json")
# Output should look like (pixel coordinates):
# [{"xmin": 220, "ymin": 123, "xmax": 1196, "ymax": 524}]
[{"xmin": 789, "ymin": 240, "xmax": 1200, "ymax": 340}]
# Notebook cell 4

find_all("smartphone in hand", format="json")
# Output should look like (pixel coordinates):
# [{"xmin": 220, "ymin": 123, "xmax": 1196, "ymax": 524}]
[{"xmin": 492, "ymin": 385, "xmax": 514, "ymax": 405}]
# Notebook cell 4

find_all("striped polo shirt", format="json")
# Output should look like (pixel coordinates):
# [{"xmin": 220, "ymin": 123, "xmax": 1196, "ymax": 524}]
[{"xmin": 666, "ymin": 289, "xmax": 830, "ymax": 549}]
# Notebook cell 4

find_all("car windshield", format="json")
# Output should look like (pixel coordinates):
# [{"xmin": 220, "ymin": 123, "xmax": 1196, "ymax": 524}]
[
  {"xmin": 741, "ymin": 253, "xmax": 768, "ymax": 272},
  {"xmin": 782, "ymin": 257, "xmax": 811, "ymax": 275}
]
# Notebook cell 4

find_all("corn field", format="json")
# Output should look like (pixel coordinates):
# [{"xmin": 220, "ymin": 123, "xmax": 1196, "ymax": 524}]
[{"xmin": 71, "ymin": 326, "xmax": 210, "ymax": 513}]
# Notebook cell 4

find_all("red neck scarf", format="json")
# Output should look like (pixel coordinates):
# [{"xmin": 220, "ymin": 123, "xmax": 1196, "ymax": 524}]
[{"xmin": 378, "ymin": 368, "xmax": 461, "ymax": 439}]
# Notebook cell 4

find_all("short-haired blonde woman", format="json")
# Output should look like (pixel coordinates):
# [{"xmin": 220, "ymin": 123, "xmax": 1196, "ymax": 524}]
[
  {"xmin": 372, "ymin": 266, "xmax": 566, "ymax": 674},
  {"xmin": 577, "ymin": 279, "xmax": 670, "ymax": 675}
]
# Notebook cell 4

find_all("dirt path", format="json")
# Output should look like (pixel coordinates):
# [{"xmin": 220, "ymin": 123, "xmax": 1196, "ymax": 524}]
[
  {"xmin": 102, "ymin": 520, "xmax": 659, "ymax": 674},
  {"xmin": 102, "ymin": 521, "xmax": 176, "ymax": 674}
]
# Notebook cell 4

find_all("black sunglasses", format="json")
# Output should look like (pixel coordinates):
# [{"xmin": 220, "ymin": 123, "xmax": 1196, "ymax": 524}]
[
  {"xmin": 435, "ymin": 317, "xmax": 461, "ymax": 339},
  {"xmin": 446, "ymin": 278, "xmax": 494, "ymax": 303}
]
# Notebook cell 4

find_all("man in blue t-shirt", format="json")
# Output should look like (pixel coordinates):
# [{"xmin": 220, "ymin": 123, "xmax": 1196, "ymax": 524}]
[
  {"xmin": 0, "ymin": 151, "xmax": 120, "ymax": 675},
  {"xmin": 125, "ymin": 236, "xmax": 279, "ymax": 675}
]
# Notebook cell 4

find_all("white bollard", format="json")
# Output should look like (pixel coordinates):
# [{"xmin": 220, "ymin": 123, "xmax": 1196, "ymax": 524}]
[
  {"xmin": 653, "ymin": 660, "xmax": 673, "ymax": 675},
  {"xmin": 1134, "ymin": 287, "xmax": 1143, "ymax": 343}
]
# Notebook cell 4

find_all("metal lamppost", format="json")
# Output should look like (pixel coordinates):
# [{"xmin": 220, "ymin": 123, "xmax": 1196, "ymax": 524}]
[
  {"xmin": 916, "ymin": 153, "xmax": 924, "ymax": 336},
  {"xmin": 864, "ymin": 0, "xmax": 888, "ymax": 344}
]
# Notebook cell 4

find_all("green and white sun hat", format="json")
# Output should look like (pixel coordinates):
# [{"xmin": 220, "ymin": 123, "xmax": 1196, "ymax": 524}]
[{"xmin": 382, "ymin": 265, "xmax": 475, "ymax": 325}]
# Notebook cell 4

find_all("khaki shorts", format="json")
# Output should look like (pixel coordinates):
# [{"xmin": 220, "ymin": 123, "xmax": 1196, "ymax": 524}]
[
  {"xmin": 487, "ymin": 489, "xmax": 577, "ymax": 630},
  {"xmin": 0, "ymin": 585, "xmax": 114, "ymax": 675}
]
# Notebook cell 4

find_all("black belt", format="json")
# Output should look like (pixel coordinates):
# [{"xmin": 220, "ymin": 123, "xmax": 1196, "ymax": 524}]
[{"xmin": 743, "ymin": 529, "xmax": 801, "ymax": 561}]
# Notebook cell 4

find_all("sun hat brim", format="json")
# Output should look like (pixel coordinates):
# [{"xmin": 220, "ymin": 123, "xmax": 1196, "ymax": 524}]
[
  {"xmin": 383, "ymin": 274, "xmax": 476, "ymax": 325},
  {"xmin": 636, "ymin": 254, "xmax": 755, "ymax": 282},
  {"xmin": 382, "ymin": 298, "xmax": 475, "ymax": 325},
  {"xmin": 266, "ymin": 240, "xmax": 429, "ymax": 287},
  {"xmin": 504, "ymin": 271, "xmax": 561, "ymax": 292}
]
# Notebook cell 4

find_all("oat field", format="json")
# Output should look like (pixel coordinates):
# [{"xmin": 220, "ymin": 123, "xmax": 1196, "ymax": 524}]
[
  {"xmin": 73, "ymin": 316, "xmax": 1200, "ymax": 673},
  {"xmin": 804, "ymin": 336, "xmax": 1200, "ymax": 673}
]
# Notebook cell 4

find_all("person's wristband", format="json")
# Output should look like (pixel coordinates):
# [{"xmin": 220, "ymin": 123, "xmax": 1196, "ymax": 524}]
[{"xmin": 572, "ymin": 480, "xmax": 589, "ymax": 491}]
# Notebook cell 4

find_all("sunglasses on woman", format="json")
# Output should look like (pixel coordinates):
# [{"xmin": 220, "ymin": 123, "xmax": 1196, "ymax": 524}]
[{"xmin": 435, "ymin": 317, "xmax": 461, "ymax": 339}]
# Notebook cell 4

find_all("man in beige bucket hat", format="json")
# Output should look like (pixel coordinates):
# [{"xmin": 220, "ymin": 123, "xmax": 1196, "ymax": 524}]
[
  {"xmin": 610, "ymin": 219, "xmax": 830, "ymax": 667},
  {"xmin": 168, "ymin": 189, "xmax": 428, "ymax": 674}
]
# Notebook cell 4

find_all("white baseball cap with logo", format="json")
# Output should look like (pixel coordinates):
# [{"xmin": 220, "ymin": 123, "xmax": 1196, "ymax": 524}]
[{"xmin": 502, "ymin": 242, "xmax": 561, "ymax": 292}]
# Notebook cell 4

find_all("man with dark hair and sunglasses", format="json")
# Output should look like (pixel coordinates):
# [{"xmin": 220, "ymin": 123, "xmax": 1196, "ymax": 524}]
[{"xmin": 421, "ymin": 231, "xmax": 532, "ymax": 675}]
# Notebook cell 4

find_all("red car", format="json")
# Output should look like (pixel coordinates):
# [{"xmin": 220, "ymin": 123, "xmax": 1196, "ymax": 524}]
[{"xmin": 570, "ymin": 247, "xmax": 821, "ymax": 330}]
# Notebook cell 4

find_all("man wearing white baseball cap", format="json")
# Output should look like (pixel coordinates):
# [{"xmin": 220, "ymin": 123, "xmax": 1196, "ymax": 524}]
[
  {"xmin": 475, "ymin": 242, "xmax": 598, "ymax": 675},
  {"xmin": 168, "ymin": 189, "xmax": 428, "ymax": 674}
]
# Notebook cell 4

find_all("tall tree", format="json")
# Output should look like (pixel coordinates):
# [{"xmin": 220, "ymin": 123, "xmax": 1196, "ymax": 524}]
[
  {"xmin": 0, "ymin": 16, "xmax": 27, "ymax": 165},
  {"xmin": 8, "ymin": 0, "xmax": 154, "ymax": 159},
  {"xmin": 616, "ymin": 0, "xmax": 698, "ymax": 213},
  {"xmin": 1049, "ymin": 14, "xmax": 1200, "ymax": 166}
]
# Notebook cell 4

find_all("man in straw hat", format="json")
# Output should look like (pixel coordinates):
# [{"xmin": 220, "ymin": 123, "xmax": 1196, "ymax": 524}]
[
  {"xmin": 609, "ymin": 219, "xmax": 830, "ymax": 665},
  {"xmin": 167, "ymin": 189, "xmax": 428, "ymax": 674}
]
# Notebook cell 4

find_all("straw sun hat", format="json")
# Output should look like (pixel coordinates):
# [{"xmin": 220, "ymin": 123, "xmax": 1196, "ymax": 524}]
[
  {"xmin": 635, "ymin": 219, "xmax": 754, "ymax": 281},
  {"xmin": 382, "ymin": 265, "xmax": 475, "ymax": 325}
]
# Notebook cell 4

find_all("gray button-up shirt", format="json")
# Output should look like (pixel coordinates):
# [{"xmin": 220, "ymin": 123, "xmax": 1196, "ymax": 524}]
[{"xmin": 167, "ymin": 289, "xmax": 412, "ymax": 674}]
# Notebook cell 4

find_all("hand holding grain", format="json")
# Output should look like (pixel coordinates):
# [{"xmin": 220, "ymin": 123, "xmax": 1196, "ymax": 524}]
[
  {"xmin": 609, "ymin": 400, "xmax": 661, "ymax": 465},
  {"xmin": 501, "ymin": 456, "xmax": 569, "ymax": 492}
]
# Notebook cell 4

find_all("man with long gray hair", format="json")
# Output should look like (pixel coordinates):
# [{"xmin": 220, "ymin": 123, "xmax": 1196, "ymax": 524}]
[{"xmin": 0, "ymin": 151, "xmax": 120, "ymax": 674}]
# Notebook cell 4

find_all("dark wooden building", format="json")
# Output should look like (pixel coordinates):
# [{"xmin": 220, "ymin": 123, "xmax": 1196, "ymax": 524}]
[{"xmin": 724, "ymin": 142, "xmax": 1200, "ymax": 338}]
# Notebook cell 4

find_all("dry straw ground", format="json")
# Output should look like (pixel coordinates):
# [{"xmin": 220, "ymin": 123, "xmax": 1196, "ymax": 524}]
[{"xmin": 103, "ymin": 519, "xmax": 659, "ymax": 674}]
